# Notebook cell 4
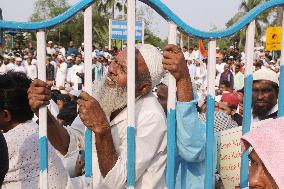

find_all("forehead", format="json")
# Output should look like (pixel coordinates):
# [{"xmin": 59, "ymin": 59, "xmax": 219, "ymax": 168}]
[{"xmin": 253, "ymin": 80, "xmax": 275, "ymax": 88}]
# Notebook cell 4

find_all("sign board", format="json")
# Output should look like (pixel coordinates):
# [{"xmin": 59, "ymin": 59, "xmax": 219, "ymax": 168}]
[
  {"xmin": 217, "ymin": 119, "xmax": 272, "ymax": 189},
  {"xmin": 266, "ymin": 26, "xmax": 282, "ymax": 51},
  {"xmin": 110, "ymin": 20, "xmax": 144, "ymax": 41}
]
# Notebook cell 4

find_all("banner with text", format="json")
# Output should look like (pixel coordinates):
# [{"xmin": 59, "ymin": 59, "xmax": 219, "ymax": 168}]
[{"xmin": 111, "ymin": 20, "xmax": 143, "ymax": 41}]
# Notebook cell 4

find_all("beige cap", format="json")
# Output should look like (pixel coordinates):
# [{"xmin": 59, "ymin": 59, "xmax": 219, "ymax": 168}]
[{"xmin": 253, "ymin": 68, "xmax": 279, "ymax": 86}]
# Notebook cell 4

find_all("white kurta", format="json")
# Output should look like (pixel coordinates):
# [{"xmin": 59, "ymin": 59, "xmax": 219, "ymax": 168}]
[
  {"xmin": 26, "ymin": 64, "xmax": 38, "ymax": 80},
  {"xmin": 5, "ymin": 62, "xmax": 15, "ymax": 73},
  {"xmin": 70, "ymin": 63, "xmax": 84, "ymax": 90},
  {"xmin": 3, "ymin": 121, "xmax": 69, "ymax": 189},
  {"xmin": 56, "ymin": 62, "xmax": 68, "ymax": 88},
  {"xmin": 65, "ymin": 92, "xmax": 167, "ymax": 189},
  {"xmin": 13, "ymin": 65, "xmax": 26, "ymax": 74}
]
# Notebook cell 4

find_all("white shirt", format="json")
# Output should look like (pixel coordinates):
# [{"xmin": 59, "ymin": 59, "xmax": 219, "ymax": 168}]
[
  {"xmin": 3, "ymin": 121, "xmax": 69, "ymax": 189},
  {"xmin": 26, "ymin": 64, "xmax": 38, "ymax": 80},
  {"xmin": 0, "ymin": 63, "xmax": 6, "ymax": 74},
  {"xmin": 70, "ymin": 63, "xmax": 84, "ymax": 90},
  {"xmin": 252, "ymin": 104, "xmax": 278, "ymax": 122},
  {"xmin": 60, "ymin": 47, "xmax": 66, "ymax": 57},
  {"xmin": 46, "ymin": 47, "xmax": 56, "ymax": 55},
  {"xmin": 56, "ymin": 62, "xmax": 68, "ymax": 88},
  {"xmin": 13, "ymin": 64, "xmax": 26, "ymax": 74},
  {"xmin": 65, "ymin": 92, "xmax": 167, "ymax": 189},
  {"xmin": 5, "ymin": 62, "xmax": 15, "ymax": 73}
]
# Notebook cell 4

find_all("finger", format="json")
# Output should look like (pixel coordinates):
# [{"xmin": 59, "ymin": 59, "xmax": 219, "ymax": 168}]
[
  {"xmin": 30, "ymin": 100, "xmax": 50, "ymax": 108},
  {"xmin": 162, "ymin": 58, "xmax": 175, "ymax": 66},
  {"xmin": 164, "ymin": 44, "xmax": 180, "ymax": 53},
  {"xmin": 29, "ymin": 94, "xmax": 51, "ymax": 101},
  {"xmin": 163, "ymin": 64, "xmax": 177, "ymax": 72},
  {"xmin": 28, "ymin": 87, "xmax": 51, "ymax": 95},
  {"xmin": 163, "ymin": 51, "xmax": 183, "ymax": 59},
  {"xmin": 78, "ymin": 91, "xmax": 93, "ymax": 101},
  {"xmin": 30, "ymin": 79, "xmax": 48, "ymax": 88}
]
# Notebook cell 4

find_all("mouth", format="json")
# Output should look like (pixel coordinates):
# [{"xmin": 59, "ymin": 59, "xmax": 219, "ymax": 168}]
[{"xmin": 255, "ymin": 101, "xmax": 268, "ymax": 107}]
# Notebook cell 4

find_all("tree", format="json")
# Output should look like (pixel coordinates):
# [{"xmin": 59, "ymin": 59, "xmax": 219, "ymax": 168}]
[{"xmin": 226, "ymin": 0, "xmax": 273, "ymax": 48}]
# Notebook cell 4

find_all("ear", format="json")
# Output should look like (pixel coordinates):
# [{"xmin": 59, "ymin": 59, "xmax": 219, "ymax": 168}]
[
  {"xmin": 231, "ymin": 109, "xmax": 237, "ymax": 115},
  {"xmin": 1, "ymin": 110, "xmax": 12, "ymax": 123},
  {"xmin": 138, "ymin": 82, "xmax": 152, "ymax": 96}
]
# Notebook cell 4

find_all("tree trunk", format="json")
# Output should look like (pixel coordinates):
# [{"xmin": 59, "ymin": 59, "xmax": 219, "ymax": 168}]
[
  {"xmin": 112, "ymin": 4, "xmax": 115, "ymax": 19},
  {"xmin": 276, "ymin": 7, "xmax": 283, "ymax": 26}
]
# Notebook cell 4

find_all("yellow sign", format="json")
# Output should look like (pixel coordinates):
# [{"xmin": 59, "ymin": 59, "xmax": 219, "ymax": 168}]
[{"xmin": 266, "ymin": 26, "xmax": 282, "ymax": 51}]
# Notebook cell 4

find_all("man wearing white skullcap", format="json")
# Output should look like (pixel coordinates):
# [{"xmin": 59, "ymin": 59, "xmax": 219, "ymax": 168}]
[
  {"xmin": 252, "ymin": 68, "xmax": 279, "ymax": 122},
  {"xmin": 28, "ymin": 44, "xmax": 167, "ymax": 188},
  {"xmin": 13, "ymin": 57, "xmax": 26, "ymax": 74},
  {"xmin": 0, "ymin": 55, "xmax": 15, "ymax": 74}
]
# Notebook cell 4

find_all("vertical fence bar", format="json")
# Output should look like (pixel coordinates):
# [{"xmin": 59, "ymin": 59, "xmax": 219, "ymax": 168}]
[
  {"xmin": 205, "ymin": 40, "xmax": 216, "ymax": 189},
  {"xmin": 84, "ymin": 6, "xmax": 93, "ymax": 179},
  {"xmin": 166, "ymin": 22, "xmax": 177, "ymax": 189},
  {"xmin": 180, "ymin": 32, "xmax": 184, "ymax": 49},
  {"xmin": 109, "ymin": 19, "xmax": 112, "ymax": 51},
  {"xmin": 278, "ymin": 9, "xmax": 284, "ymax": 117},
  {"xmin": 127, "ymin": 0, "xmax": 136, "ymax": 188},
  {"xmin": 37, "ymin": 30, "xmax": 48, "ymax": 189},
  {"xmin": 240, "ymin": 20, "xmax": 255, "ymax": 188}
]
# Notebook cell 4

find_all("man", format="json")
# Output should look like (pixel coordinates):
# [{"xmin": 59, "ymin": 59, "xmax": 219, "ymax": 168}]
[
  {"xmin": 241, "ymin": 117, "xmax": 284, "ymax": 188},
  {"xmin": 13, "ymin": 57, "xmax": 26, "ymax": 74},
  {"xmin": 234, "ymin": 62, "xmax": 244, "ymax": 90},
  {"xmin": 1, "ymin": 72, "xmax": 69, "ymax": 189},
  {"xmin": 12, "ymin": 42, "xmax": 24, "ymax": 57},
  {"xmin": 28, "ymin": 44, "xmax": 166, "ymax": 188},
  {"xmin": 55, "ymin": 54, "xmax": 68, "ymax": 89},
  {"xmin": 58, "ymin": 44, "xmax": 66, "ymax": 57},
  {"xmin": 216, "ymin": 93, "xmax": 243, "ymax": 126},
  {"xmin": 67, "ymin": 41, "xmax": 78, "ymax": 56},
  {"xmin": 219, "ymin": 64, "xmax": 234, "ymax": 89},
  {"xmin": 46, "ymin": 56, "xmax": 55, "ymax": 85},
  {"xmin": 26, "ymin": 57, "xmax": 37, "ymax": 80},
  {"xmin": 252, "ymin": 68, "xmax": 279, "ymax": 121},
  {"xmin": 0, "ymin": 132, "xmax": 8, "ymax": 188},
  {"xmin": 70, "ymin": 56, "xmax": 84, "ymax": 90},
  {"xmin": 216, "ymin": 47, "xmax": 223, "ymax": 60},
  {"xmin": 161, "ymin": 44, "xmax": 216, "ymax": 188},
  {"xmin": 46, "ymin": 41, "xmax": 56, "ymax": 56},
  {"xmin": 1, "ymin": 55, "xmax": 14, "ymax": 73}
]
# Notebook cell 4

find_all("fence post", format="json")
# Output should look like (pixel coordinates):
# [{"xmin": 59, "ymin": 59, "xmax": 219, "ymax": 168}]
[
  {"xmin": 37, "ymin": 30, "xmax": 48, "ymax": 189},
  {"xmin": 240, "ymin": 20, "xmax": 255, "ymax": 188},
  {"xmin": 205, "ymin": 40, "xmax": 216, "ymax": 189},
  {"xmin": 84, "ymin": 5, "xmax": 93, "ymax": 179},
  {"xmin": 127, "ymin": 0, "xmax": 136, "ymax": 188},
  {"xmin": 278, "ymin": 9, "xmax": 284, "ymax": 117},
  {"xmin": 166, "ymin": 21, "xmax": 177, "ymax": 189}
]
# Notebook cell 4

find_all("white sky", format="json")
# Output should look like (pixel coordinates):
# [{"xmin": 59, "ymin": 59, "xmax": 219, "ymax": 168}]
[{"xmin": 1, "ymin": 0, "xmax": 241, "ymax": 39}]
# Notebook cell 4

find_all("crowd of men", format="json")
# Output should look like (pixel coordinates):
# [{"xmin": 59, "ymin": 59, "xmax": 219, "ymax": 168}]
[{"xmin": 0, "ymin": 39, "xmax": 283, "ymax": 189}]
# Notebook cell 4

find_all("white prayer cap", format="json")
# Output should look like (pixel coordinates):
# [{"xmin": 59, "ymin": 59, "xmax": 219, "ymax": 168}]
[
  {"xmin": 230, "ymin": 45, "xmax": 234, "ymax": 49},
  {"xmin": 216, "ymin": 47, "xmax": 220, "ymax": 50},
  {"xmin": 253, "ymin": 68, "xmax": 279, "ymax": 86},
  {"xmin": 3, "ymin": 54, "xmax": 10, "ymax": 59},
  {"xmin": 48, "ymin": 41, "xmax": 53, "ymax": 44},
  {"xmin": 81, "ymin": 43, "xmax": 84, "ymax": 46},
  {"xmin": 137, "ymin": 44, "xmax": 165, "ymax": 88},
  {"xmin": 15, "ymin": 57, "xmax": 22, "ymax": 62},
  {"xmin": 67, "ymin": 56, "xmax": 73, "ymax": 60}
]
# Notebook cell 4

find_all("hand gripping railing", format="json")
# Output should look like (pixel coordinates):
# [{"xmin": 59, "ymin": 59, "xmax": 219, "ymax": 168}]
[{"xmin": 1, "ymin": 0, "xmax": 284, "ymax": 188}]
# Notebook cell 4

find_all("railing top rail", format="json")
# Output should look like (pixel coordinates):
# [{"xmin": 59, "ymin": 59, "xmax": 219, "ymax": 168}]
[{"xmin": 1, "ymin": 0, "xmax": 284, "ymax": 39}]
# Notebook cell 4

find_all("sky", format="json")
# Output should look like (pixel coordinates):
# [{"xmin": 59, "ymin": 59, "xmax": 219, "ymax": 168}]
[{"xmin": 1, "ymin": 0, "xmax": 241, "ymax": 39}]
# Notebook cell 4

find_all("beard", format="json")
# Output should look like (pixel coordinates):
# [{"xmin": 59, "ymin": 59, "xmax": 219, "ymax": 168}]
[{"xmin": 92, "ymin": 77, "xmax": 127, "ymax": 119}]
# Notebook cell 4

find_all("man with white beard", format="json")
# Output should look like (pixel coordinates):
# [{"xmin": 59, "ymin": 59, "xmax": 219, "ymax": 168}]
[
  {"xmin": 55, "ymin": 54, "xmax": 68, "ymax": 89},
  {"xmin": 28, "ymin": 44, "xmax": 167, "ymax": 189}
]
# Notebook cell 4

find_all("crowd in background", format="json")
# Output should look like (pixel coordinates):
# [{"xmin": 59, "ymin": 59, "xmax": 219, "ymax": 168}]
[{"xmin": 0, "ymin": 40, "xmax": 282, "ymax": 188}]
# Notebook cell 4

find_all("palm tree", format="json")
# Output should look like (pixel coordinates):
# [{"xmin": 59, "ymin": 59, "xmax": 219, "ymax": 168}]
[
  {"xmin": 226, "ymin": 0, "xmax": 273, "ymax": 48},
  {"xmin": 98, "ymin": 0, "xmax": 126, "ymax": 19}
]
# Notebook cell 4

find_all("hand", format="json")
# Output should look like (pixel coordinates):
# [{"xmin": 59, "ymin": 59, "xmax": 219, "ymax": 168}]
[
  {"xmin": 28, "ymin": 79, "xmax": 51, "ymax": 113},
  {"xmin": 77, "ymin": 92, "xmax": 109, "ymax": 134},
  {"xmin": 162, "ymin": 44, "xmax": 190, "ymax": 82}
]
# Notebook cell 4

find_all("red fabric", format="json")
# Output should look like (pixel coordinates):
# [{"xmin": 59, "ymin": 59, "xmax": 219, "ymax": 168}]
[
  {"xmin": 199, "ymin": 40, "xmax": 207, "ymax": 57},
  {"xmin": 221, "ymin": 92, "xmax": 240, "ymax": 106}
]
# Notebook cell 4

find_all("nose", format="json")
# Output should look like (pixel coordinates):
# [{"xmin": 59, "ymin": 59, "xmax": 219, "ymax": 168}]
[{"xmin": 108, "ymin": 61, "xmax": 117, "ymax": 76}]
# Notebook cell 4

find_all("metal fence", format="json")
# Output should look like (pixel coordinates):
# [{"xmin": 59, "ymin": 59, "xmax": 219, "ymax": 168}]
[{"xmin": 1, "ymin": 0, "xmax": 284, "ymax": 188}]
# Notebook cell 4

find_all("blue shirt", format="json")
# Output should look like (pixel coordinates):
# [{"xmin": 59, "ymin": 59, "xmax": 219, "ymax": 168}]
[{"xmin": 173, "ymin": 100, "xmax": 216, "ymax": 189}]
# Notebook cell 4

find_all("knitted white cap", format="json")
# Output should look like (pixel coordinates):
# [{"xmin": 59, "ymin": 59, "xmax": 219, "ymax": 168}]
[
  {"xmin": 253, "ymin": 68, "xmax": 279, "ymax": 86},
  {"xmin": 137, "ymin": 44, "xmax": 164, "ymax": 88},
  {"xmin": 15, "ymin": 57, "xmax": 22, "ymax": 62}
]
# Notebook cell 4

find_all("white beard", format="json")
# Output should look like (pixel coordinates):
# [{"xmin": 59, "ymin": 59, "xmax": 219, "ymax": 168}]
[{"xmin": 92, "ymin": 78, "xmax": 127, "ymax": 118}]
